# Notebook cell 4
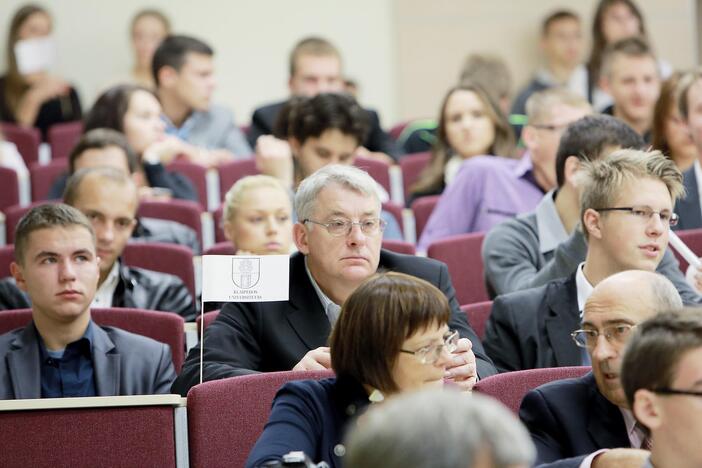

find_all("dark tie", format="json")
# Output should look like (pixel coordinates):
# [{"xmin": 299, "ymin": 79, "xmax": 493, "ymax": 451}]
[{"xmin": 635, "ymin": 423, "xmax": 653, "ymax": 450}]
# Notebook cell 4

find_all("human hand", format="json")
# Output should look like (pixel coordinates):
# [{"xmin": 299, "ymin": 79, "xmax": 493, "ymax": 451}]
[
  {"xmin": 255, "ymin": 135, "xmax": 294, "ymax": 187},
  {"xmin": 143, "ymin": 135, "xmax": 187, "ymax": 165},
  {"xmin": 293, "ymin": 347, "xmax": 331, "ymax": 371},
  {"xmin": 444, "ymin": 337, "xmax": 477, "ymax": 392},
  {"xmin": 591, "ymin": 448, "xmax": 649, "ymax": 468},
  {"xmin": 685, "ymin": 262, "xmax": 702, "ymax": 293}
]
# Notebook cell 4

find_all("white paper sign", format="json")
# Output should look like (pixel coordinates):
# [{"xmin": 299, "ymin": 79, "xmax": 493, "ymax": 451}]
[
  {"xmin": 14, "ymin": 36, "xmax": 56, "ymax": 75},
  {"xmin": 201, "ymin": 254, "xmax": 289, "ymax": 302}
]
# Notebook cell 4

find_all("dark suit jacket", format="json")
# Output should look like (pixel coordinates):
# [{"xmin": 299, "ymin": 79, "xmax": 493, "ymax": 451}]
[
  {"xmin": 248, "ymin": 100, "xmax": 400, "ymax": 159},
  {"xmin": 520, "ymin": 372, "xmax": 630, "ymax": 468},
  {"xmin": 674, "ymin": 166, "xmax": 702, "ymax": 231},
  {"xmin": 484, "ymin": 275, "xmax": 582, "ymax": 372},
  {"xmin": 0, "ymin": 321, "xmax": 176, "ymax": 399},
  {"xmin": 173, "ymin": 249, "xmax": 496, "ymax": 395}
]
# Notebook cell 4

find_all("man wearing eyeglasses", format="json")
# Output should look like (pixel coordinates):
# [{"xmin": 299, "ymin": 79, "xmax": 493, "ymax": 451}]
[
  {"xmin": 518, "ymin": 270, "xmax": 682, "ymax": 468},
  {"xmin": 484, "ymin": 148, "xmax": 685, "ymax": 373},
  {"xmin": 621, "ymin": 308, "xmax": 702, "ymax": 468},
  {"xmin": 173, "ymin": 164, "xmax": 496, "ymax": 395}
]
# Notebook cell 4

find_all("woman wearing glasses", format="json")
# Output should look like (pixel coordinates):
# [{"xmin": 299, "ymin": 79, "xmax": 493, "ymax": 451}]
[{"xmin": 246, "ymin": 272, "xmax": 458, "ymax": 468}]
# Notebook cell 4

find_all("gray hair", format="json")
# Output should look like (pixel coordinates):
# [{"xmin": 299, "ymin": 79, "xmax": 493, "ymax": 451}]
[
  {"xmin": 344, "ymin": 389, "xmax": 535, "ymax": 468},
  {"xmin": 63, "ymin": 166, "xmax": 137, "ymax": 207},
  {"xmin": 294, "ymin": 164, "xmax": 380, "ymax": 222},
  {"xmin": 649, "ymin": 273, "xmax": 683, "ymax": 312}
]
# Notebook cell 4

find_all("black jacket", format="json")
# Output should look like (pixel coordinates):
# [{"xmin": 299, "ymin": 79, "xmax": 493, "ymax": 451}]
[
  {"xmin": 0, "ymin": 263, "xmax": 195, "ymax": 321},
  {"xmin": 173, "ymin": 249, "xmax": 496, "ymax": 395}
]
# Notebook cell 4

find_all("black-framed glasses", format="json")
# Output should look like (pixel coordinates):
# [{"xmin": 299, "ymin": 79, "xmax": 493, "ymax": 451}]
[
  {"xmin": 595, "ymin": 206, "xmax": 679, "ymax": 227},
  {"xmin": 653, "ymin": 388, "xmax": 702, "ymax": 398},
  {"xmin": 571, "ymin": 324, "xmax": 636, "ymax": 349},
  {"xmin": 302, "ymin": 218, "xmax": 387, "ymax": 237},
  {"xmin": 400, "ymin": 330, "xmax": 459, "ymax": 365}
]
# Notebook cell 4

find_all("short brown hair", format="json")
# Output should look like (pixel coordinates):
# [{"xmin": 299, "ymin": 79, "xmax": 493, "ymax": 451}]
[
  {"xmin": 289, "ymin": 36, "xmax": 341, "ymax": 77},
  {"xmin": 542, "ymin": 9, "xmax": 580, "ymax": 36},
  {"xmin": 651, "ymin": 71, "xmax": 684, "ymax": 157},
  {"xmin": 600, "ymin": 36, "xmax": 656, "ymax": 79},
  {"xmin": 14, "ymin": 204, "xmax": 95, "ymax": 265},
  {"xmin": 621, "ymin": 308, "xmax": 702, "ymax": 409},
  {"xmin": 458, "ymin": 54, "xmax": 512, "ymax": 104},
  {"xmin": 676, "ymin": 67, "xmax": 702, "ymax": 121},
  {"xmin": 68, "ymin": 128, "xmax": 138, "ymax": 174},
  {"xmin": 330, "ymin": 272, "xmax": 451, "ymax": 394},
  {"xmin": 578, "ymin": 149, "xmax": 684, "ymax": 239}
]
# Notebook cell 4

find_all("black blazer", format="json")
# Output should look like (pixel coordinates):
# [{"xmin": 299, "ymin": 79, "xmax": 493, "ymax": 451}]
[
  {"xmin": 674, "ymin": 166, "xmax": 702, "ymax": 231},
  {"xmin": 248, "ymin": 100, "xmax": 400, "ymax": 159},
  {"xmin": 484, "ymin": 275, "xmax": 583, "ymax": 372},
  {"xmin": 173, "ymin": 249, "xmax": 496, "ymax": 395},
  {"xmin": 519, "ymin": 372, "xmax": 630, "ymax": 468}
]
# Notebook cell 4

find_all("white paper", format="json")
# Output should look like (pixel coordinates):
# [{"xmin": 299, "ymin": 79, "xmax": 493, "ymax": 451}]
[
  {"xmin": 201, "ymin": 254, "xmax": 289, "ymax": 302},
  {"xmin": 14, "ymin": 36, "xmax": 56, "ymax": 75}
]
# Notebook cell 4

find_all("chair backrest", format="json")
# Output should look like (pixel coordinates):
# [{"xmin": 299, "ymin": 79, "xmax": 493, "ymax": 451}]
[
  {"xmin": 381, "ymin": 201, "xmax": 404, "ymax": 234},
  {"xmin": 381, "ymin": 240, "xmax": 416, "ymax": 255},
  {"xmin": 167, "ymin": 160, "xmax": 209, "ymax": 208},
  {"xmin": 389, "ymin": 120, "xmax": 410, "ymax": 141},
  {"xmin": 353, "ymin": 156, "xmax": 392, "ymax": 195},
  {"xmin": 0, "ymin": 167, "xmax": 20, "ymax": 212},
  {"xmin": 0, "ymin": 245, "xmax": 14, "ymax": 279},
  {"xmin": 411, "ymin": 195, "xmax": 440, "ymax": 243},
  {"xmin": 672, "ymin": 228, "xmax": 702, "ymax": 272},
  {"xmin": 217, "ymin": 158, "xmax": 259, "ymax": 201},
  {"xmin": 195, "ymin": 309, "xmax": 221, "ymax": 334},
  {"xmin": 122, "ymin": 242, "xmax": 196, "ymax": 300},
  {"xmin": 137, "ymin": 199, "xmax": 204, "ymax": 249},
  {"xmin": 427, "ymin": 232, "xmax": 488, "ymax": 305},
  {"xmin": 475, "ymin": 366, "xmax": 591, "ymax": 414},
  {"xmin": 29, "ymin": 159, "xmax": 67, "ymax": 201},
  {"xmin": 212, "ymin": 205, "xmax": 226, "ymax": 243},
  {"xmin": 187, "ymin": 370, "xmax": 334, "ymax": 468},
  {"xmin": 0, "ymin": 308, "xmax": 185, "ymax": 371},
  {"xmin": 1, "ymin": 123, "xmax": 41, "ymax": 166},
  {"xmin": 460, "ymin": 301, "xmax": 492, "ymax": 341},
  {"xmin": 399, "ymin": 151, "xmax": 431, "ymax": 202},
  {"xmin": 4, "ymin": 201, "xmax": 57, "ymax": 245},
  {"xmin": 203, "ymin": 242, "xmax": 235, "ymax": 256},
  {"xmin": 47, "ymin": 121, "xmax": 83, "ymax": 162}
]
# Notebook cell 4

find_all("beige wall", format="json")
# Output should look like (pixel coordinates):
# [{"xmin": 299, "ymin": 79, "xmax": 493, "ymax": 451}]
[{"xmin": 0, "ymin": 0, "xmax": 697, "ymax": 128}]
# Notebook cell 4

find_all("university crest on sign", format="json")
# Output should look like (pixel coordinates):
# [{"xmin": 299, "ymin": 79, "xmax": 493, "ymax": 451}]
[{"xmin": 231, "ymin": 258, "xmax": 260, "ymax": 289}]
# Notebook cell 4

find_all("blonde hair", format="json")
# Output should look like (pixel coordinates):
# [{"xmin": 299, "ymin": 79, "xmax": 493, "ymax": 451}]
[
  {"xmin": 578, "ymin": 149, "xmax": 684, "ymax": 239},
  {"xmin": 525, "ymin": 88, "xmax": 591, "ymax": 124},
  {"xmin": 222, "ymin": 175, "xmax": 291, "ymax": 223}
]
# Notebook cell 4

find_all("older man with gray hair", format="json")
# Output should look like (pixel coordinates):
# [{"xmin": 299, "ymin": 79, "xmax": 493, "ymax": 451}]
[
  {"xmin": 173, "ymin": 165, "xmax": 495, "ymax": 395},
  {"xmin": 345, "ymin": 389, "xmax": 535, "ymax": 468}
]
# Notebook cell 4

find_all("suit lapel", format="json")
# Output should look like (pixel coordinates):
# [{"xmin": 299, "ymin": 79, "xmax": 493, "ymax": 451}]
[
  {"xmin": 91, "ymin": 325, "xmax": 120, "ymax": 396},
  {"xmin": 677, "ymin": 169, "xmax": 702, "ymax": 229},
  {"xmin": 285, "ymin": 254, "xmax": 332, "ymax": 350},
  {"xmin": 544, "ymin": 275, "xmax": 582, "ymax": 366},
  {"xmin": 585, "ymin": 374, "xmax": 631, "ymax": 448},
  {"xmin": 7, "ymin": 326, "xmax": 42, "ymax": 399}
]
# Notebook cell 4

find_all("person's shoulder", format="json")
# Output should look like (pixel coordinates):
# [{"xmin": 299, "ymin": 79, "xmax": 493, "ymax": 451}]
[
  {"xmin": 485, "ymin": 211, "xmax": 538, "ymax": 242},
  {"xmin": 379, "ymin": 249, "xmax": 442, "ymax": 271},
  {"xmin": 99, "ymin": 325, "xmax": 167, "ymax": 353},
  {"xmin": 0, "ymin": 327, "xmax": 24, "ymax": 350},
  {"xmin": 530, "ymin": 372, "xmax": 594, "ymax": 400},
  {"xmin": 124, "ymin": 265, "xmax": 184, "ymax": 288},
  {"xmin": 254, "ymin": 100, "xmax": 286, "ymax": 116}
]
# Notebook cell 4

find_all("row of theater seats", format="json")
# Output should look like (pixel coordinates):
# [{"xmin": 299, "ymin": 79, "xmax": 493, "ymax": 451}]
[{"xmin": 0, "ymin": 360, "xmax": 589, "ymax": 468}]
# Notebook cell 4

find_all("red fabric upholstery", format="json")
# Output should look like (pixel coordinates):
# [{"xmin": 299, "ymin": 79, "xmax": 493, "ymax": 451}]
[
  {"xmin": 382, "ymin": 201, "xmax": 404, "ymax": 234},
  {"xmin": 672, "ymin": 228, "xmax": 702, "ymax": 273},
  {"xmin": 0, "ymin": 308, "xmax": 185, "ymax": 371},
  {"xmin": 137, "ymin": 199, "xmax": 203, "ymax": 248},
  {"xmin": 217, "ymin": 159, "xmax": 259, "ymax": 201},
  {"xmin": 203, "ymin": 242, "xmax": 235, "ymax": 256},
  {"xmin": 1, "ymin": 123, "xmax": 41, "ymax": 166},
  {"xmin": 212, "ymin": 205, "xmax": 226, "ymax": 243},
  {"xmin": 167, "ymin": 160, "xmax": 208, "ymax": 208},
  {"xmin": 389, "ymin": 120, "xmax": 410, "ymax": 141},
  {"xmin": 399, "ymin": 151, "xmax": 431, "ymax": 201},
  {"xmin": 0, "ymin": 166, "xmax": 20, "ymax": 212},
  {"xmin": 0, "ymin": 245, "xmax": 13, "ymax": 278},
  {"xmin": 0, "ymin": 405, "xmax": 176, "ymax": 468},
  {"xmin": 30, "ymin": 159, "xmax": 68, "ymax": 201},
  {"xmin": 475, "ymin": 366, "xmax": 591, "ymax": 414},
  {"xmin": 354, "ymin": 156, "xmax": 391, "ymax": 194},
  {"xmin": 427, "ymin": 233, "xmax": 488, "ymax": 305},
  {"xmin": 411, "ymin": 195, "xmax": 439, "ymax": 240},
  {"xmin": 4, "ymin": 201, "xmax": 57, "ymax": 244},
  {"xmin": 195, "ymin": 310, "xmax": 220, "ymax": 334},
  {"xmin": 187, "ymin": 370, "xmax": 334, "ymax": 468},
  {"xmin": 122, "ymin": 242, "xmax": 196, "ymax": 300},
  {"xmin": 381, "ymin": 239, "xmax": 416, "ymax": 255},
  {"xmin": 47, "ymin": 121, "xmax": 83, "ymax": 162},
  {"xmin": 460, "ymin": 301, "xmax": 492, "ymax": 341}
]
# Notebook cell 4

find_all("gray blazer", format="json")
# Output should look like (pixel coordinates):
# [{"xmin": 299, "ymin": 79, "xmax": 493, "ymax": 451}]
[
  {"xmin": 674, "ymin": 167, "xmax": 702, "ymax": 231},
  {"xmin": 0, "ymin": 322, "xmax": 176, "ymax": 399}
]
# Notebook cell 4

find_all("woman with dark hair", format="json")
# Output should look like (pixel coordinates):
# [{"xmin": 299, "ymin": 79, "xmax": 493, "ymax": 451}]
[
  {"xmin": 410, "ymin": 83, "xmax": 515, "ymax": 200},
  {"xmin": 651, "ymin": 72, "xmax": 697, "ymax": 172},
  {"xmin": 84, "ymin": 84, "xmax": 197, "ymax": 201},
  {"xmin": 0, "ymin": 4, "xmax": 81, "ymax": 137},
  {"xmin": 246, "ymin": 272, "xmax": 457, "ymax": 468}
]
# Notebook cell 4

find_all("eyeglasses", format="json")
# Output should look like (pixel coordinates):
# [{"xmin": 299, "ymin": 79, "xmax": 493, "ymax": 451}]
[
  {"xmin": 571, "ymin": 324, "xmax": 636, "ymax": 349},
  {"xmin": 302, "ymin": 218, "xmax": 387, "ymax": 237},
  {"xmin": 595, "ymin": 206, "xmax": 679, "ymax": 227},
  {"xmin": 400, "ymin": 330, "xmax": 459, "ymax": 365},
  {"xmin": 653, "ymin": 388, "xmax": 702, "ymax": 398},
  {"xmin": 530, "ymin": 122, "xmax": 570, "ymax": 132}
]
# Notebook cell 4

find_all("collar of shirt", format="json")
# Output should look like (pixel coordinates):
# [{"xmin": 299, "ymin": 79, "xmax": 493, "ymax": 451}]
[
  {"xmin": 304, "ymin": 257, "xmax": 341, "ymax": 325},
  {"xmin": 162, "ymin": 112, "xmax": 198, "ymax": 141},
  {"xmin": 37, "ymin": 319, "xmax": 95, "ymax": 360},
  {"xmin": 536, "ymin": 190, "xmax": 569, "ymax": 254},
  {"xmin": 575, "ymin": 262, "xmax": 594, "ymax": 314},
  {"xmin": 91, "ymin": 260, "xmax": 120, "ymax": 308},
  {"xmin": 619, "ymin": 407, "xmax": 646, "ymax": 449}
]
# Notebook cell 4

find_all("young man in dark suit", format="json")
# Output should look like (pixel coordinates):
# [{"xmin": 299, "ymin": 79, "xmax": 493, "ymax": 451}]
[{"xmin": 173, "ymin": 165, "xmax": 495, "ymax": 395}]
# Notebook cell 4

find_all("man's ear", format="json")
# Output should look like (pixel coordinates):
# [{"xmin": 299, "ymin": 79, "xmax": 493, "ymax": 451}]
[
  {"xmin": 293, "ymin": 222, "xmax": 310, "ymax": 255},
  {"xmin": 582, "ymin": 208, "xmax": 603, "ymax": 240},
  {"xmin": 522, "ymin": 125, "xmax": 539, "ymax": 152},
  {"xmin": 10, "ymin": 262, "xmax": 27, "ymax": 292},
  {"xmin": 157, "ymin": 66, "xmax": 178, "ymax": 89},
  {"xmin": 563, "ymin": 155, "xmax": 581, "ymax": 187},
  {"xmin": 632, "ymin": 389, "xmax": 663, "ymax": 432},
  {"xmin": 288, "ymin": 137, "xmax": 301, "ymax": 159}
]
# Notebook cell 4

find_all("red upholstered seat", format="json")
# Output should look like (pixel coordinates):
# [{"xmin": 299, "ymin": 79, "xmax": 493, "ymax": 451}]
[
  {"xmin": 211, "ymin": 205, "xmax": 226, "ymax": 243},
  {"xmin": 672, "ymin": 228, "xmax": 702, "ymax": 273},
  {"xmin": 382, "ymin": 201, "xmax": 404, "ymax": 234},
  {"xmin": 122, "ymin": 242, "xmax": 196, "ymax": 300},
  {"xmin": 427, "ymin": 232, "xmax": 488, "ymax": 305},
  {"xmin": 203, "ymin": 241, "xmax": 235, "ymax": 256},
  {"xmin": 353, "ymin": 156, "xmax": 391, "ymax": 195},
  {"xmin": 475, "ymin": 366, "xmax": 591, "ymax": 414},
  {"xmin": 460, "ymin": 301, "xmax": 492, "ymax": 341},
  {"xmin": 217, "ymin": 158, "xmax": 259, "ymax": 201},
  {"xmin": 411, "ymin": 195, "xmax": 439, "ymax": 241},
  {"xmin": 137, "ymin": 199, "xmax": 204, "ymax": 249},
  {"xmin": 195, "ymin": 310, "xmax": 220, "ymax": 334},
  {"xmin": 29, "ymin": 159, "xmax": 67, "ymax": 201},
  {"xmin": 167, "ymin": 159, "xmax": 209, "ymax": 208},
  {"xmin": 0, "ymin": 167, "xmax": 20, "ymax": 212},
  {"xmin": 4, "ymin": 201, "xmax": 57, "ymax": 244},
  {"xmin": 47, "ymin": 121, "xmax": 83, "ymax": 161},
  {"xmin": 1, "ymin": 123, "xmax": 41, "ymax": 166},
  {"xmin": 0, "ymin": 308, "xmax": 185, "ymax": 371},
  {"xmin": 187, "ymin": 370, "xmax": 333, "ymax": 468},
  {"xmin": 399, "ymin": 151, "xmax": 431, "ymax": 201},
  {"xmin": 381, "ymin": 239, "xmax": 416, "ymax": 255}
]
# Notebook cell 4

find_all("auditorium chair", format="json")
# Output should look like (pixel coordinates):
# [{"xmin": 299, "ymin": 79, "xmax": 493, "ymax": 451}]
[
  {"xmin": 460, "ymin": 301, "xmax": 492, "ymax": 341},
  {"xmin": 122, "ymin": 242, "xmax": 196, "ymax": 300},
  {"xmin": 427, "ymin": 232, "xmax": 488, "ymax": 305}
]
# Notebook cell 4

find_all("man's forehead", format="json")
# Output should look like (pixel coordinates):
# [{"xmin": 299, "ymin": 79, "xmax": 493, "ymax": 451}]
[
  {"xmin": 73, "ymin": 179, "xmax": 138, "ymax": 215},
  {"xmin": 314, "ymin": 185, "xmax": 379, "ymax": 216},
  {"xmin": 583, "ymin": 296, "xmax": 650, "ymax": 326},
  {"xmin": 613, "ymin": 177, "xmax": 673, "ymax": 209},
  {"xmin": 26, "ymin": 226, "xmax": 95, "ymax": 254}
]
